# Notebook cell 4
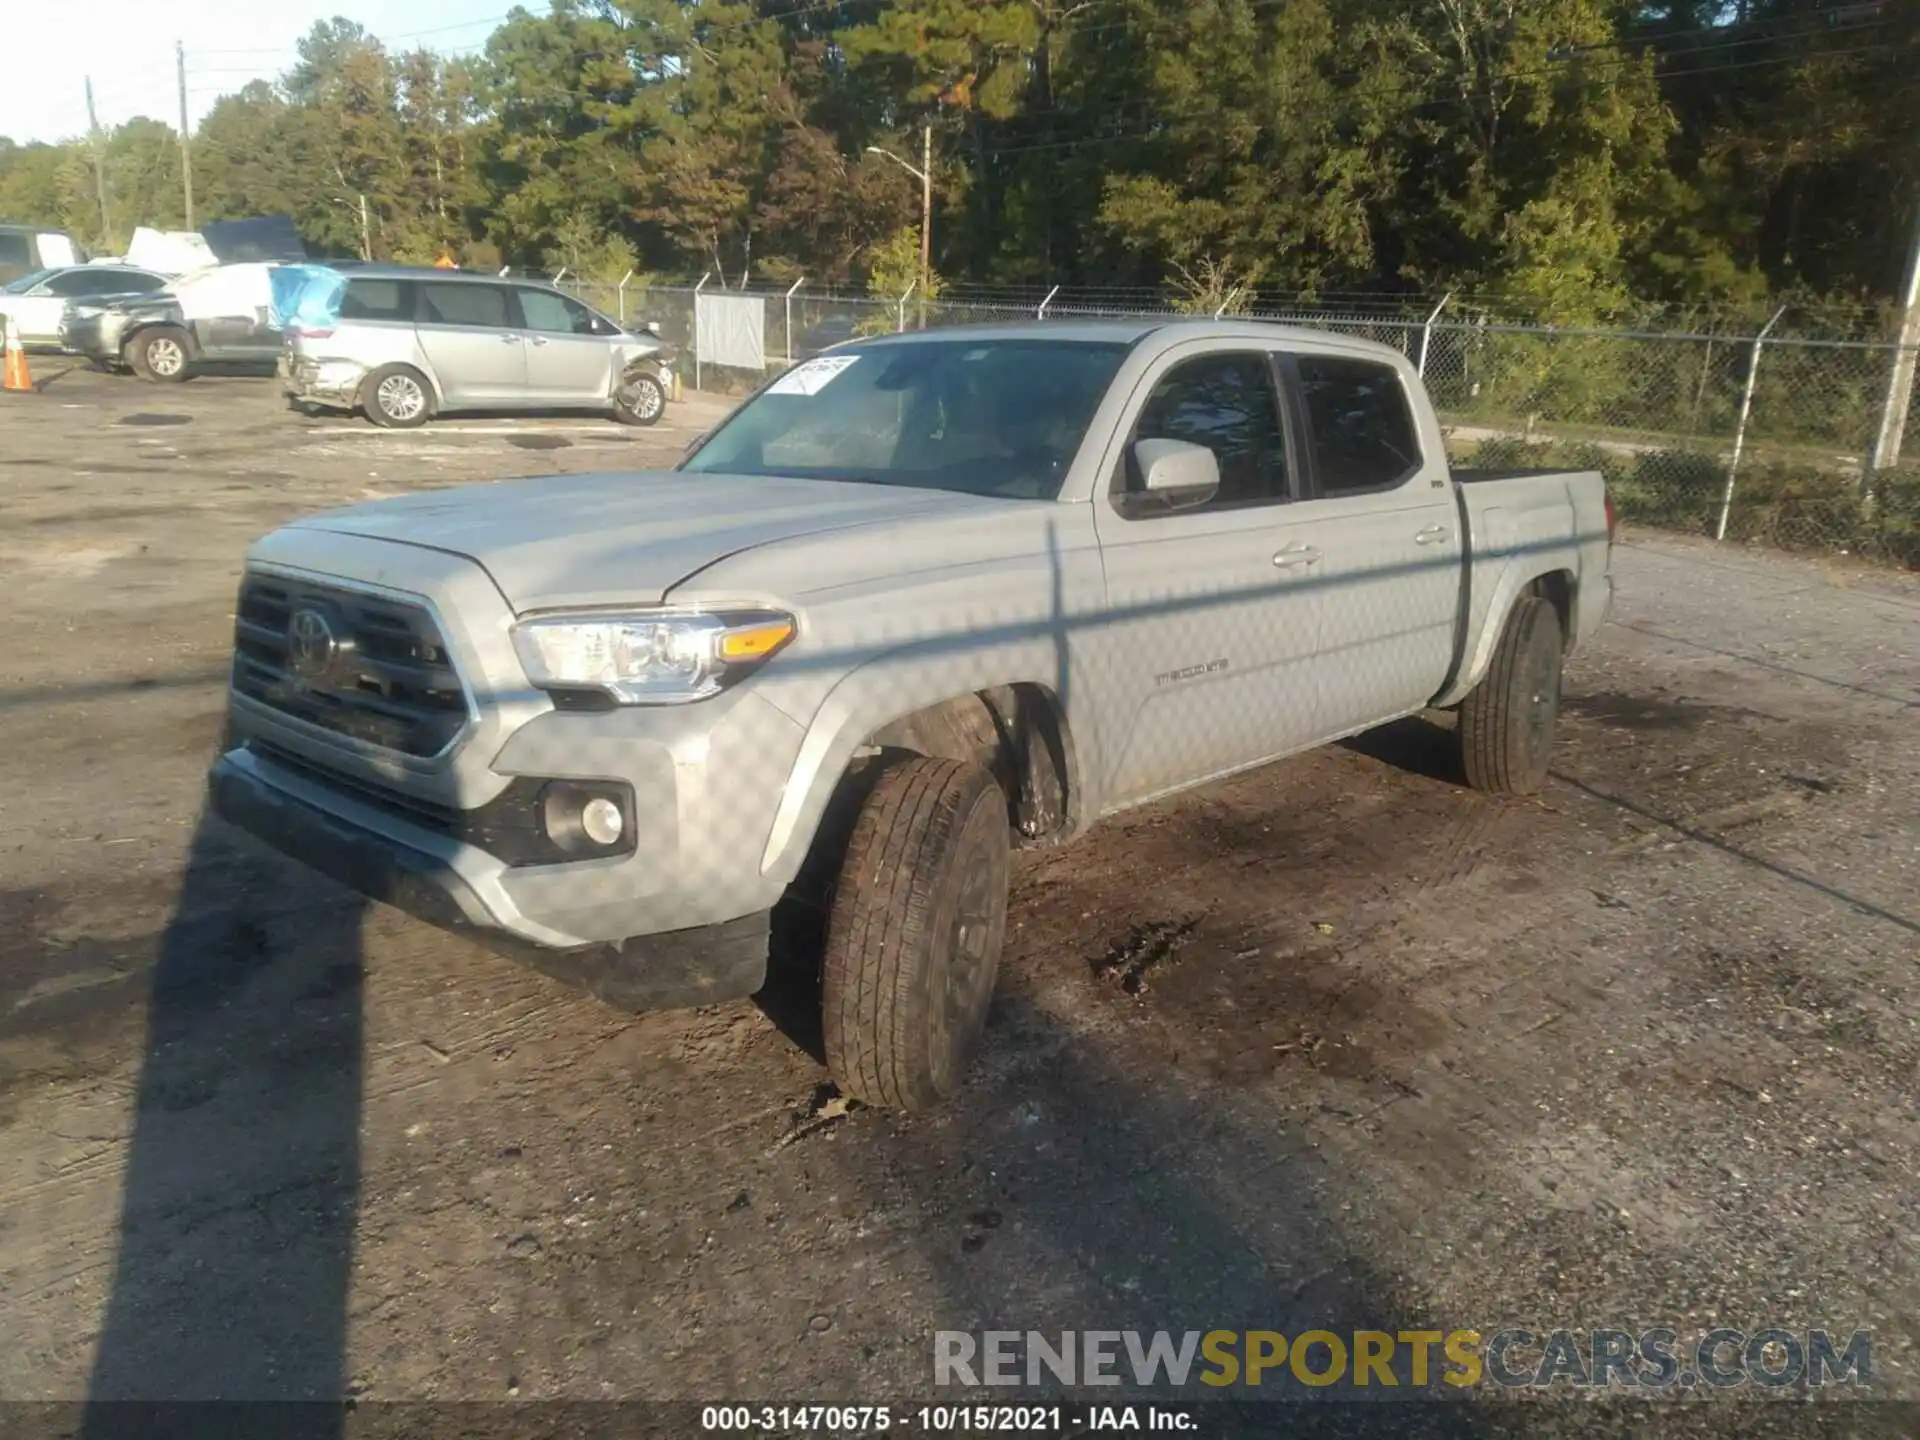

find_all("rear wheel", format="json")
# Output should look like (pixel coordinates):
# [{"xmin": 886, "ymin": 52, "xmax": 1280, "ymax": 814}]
[
  {"xmin": 822, "ymin": 759, "xmax": 1010, "ymax": 1111},
  {"xmin": 361, "ymin": 364, "xmax": 432, "ymax": 428},
  {"xmin": 130, "ymin": 327, "xmax": 191, "ymax": 383},
  {"xmin": 612, "ymin": 370, "xmax": 666, "ymax": 426},
  {"xmin": 1458, "ymin": 594, "xmax": 1563, "ymax": 795}
]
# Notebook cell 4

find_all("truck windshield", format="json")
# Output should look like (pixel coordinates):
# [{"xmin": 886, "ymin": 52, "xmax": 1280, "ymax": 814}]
[{"xmin": 679, "ymin": 338, "xmax": 1128, "ymax": 500}]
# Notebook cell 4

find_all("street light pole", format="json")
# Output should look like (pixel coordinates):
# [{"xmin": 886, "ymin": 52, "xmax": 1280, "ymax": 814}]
[
  {"xmin": 866, "ymin": 129, "xmax": 933, "ymax": 301},
  {"xmin": 919, "ymin": 123, "xmax": 931, "ymax": 299}
]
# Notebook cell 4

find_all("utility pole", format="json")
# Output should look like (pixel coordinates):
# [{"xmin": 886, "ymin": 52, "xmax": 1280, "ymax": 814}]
[
  {"xmin": 176, "ymin": 41, "xmax": 194, "ymax": 230},
  {"xmin": 357, "ymin": 193, "xmax": 372, "ymax": 261},
  {"xmin": 1866, "ymin": 194, "xmax": 1920, "ymax": 488},
  {"xmin": 83, "ymin": 78, "xmax": 112, "ymax": 251}
]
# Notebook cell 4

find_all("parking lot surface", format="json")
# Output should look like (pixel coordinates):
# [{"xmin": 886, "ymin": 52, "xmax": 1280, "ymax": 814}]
[{"xmin": 1, "ymin": 367, "xmax": 1917, "ymax": 1425}]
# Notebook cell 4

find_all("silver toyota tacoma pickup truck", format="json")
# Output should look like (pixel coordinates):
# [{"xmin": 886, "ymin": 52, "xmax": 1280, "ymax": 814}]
[{"xmin": 210, "ymin": 320, "xmax": 1613, "ymax": 1110}]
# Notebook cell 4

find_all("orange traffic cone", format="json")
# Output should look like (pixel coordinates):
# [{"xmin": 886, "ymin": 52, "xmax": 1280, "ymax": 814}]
[{"xmin": 1, "ymin": 316, "xmax": 31, "ymax": 392}]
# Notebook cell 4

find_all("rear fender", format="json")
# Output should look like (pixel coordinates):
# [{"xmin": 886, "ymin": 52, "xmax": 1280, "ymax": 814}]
[{"xmin": 1436, "ymin": 563, "xmax": 1574, "ymax": 707}]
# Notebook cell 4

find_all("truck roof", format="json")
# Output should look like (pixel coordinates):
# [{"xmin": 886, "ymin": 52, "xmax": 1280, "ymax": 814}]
[{"xmin": 851, "ymin": 316, "xmax": 1410, "ymax": 362}]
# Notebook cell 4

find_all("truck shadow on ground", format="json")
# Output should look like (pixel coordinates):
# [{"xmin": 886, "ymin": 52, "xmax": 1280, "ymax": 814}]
[
  {"xmin": 1338, "ymin": 714, "xmax": 1463, "ymax": 787},
  {"xmin": 81, "ymin": 808, "xmax": 365, "ymax": 1431}
]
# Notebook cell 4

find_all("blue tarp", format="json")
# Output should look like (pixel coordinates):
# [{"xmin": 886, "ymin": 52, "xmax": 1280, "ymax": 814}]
[{"xmin": 269, "ymin": 264, "xmax": 346, "ymax": 328}]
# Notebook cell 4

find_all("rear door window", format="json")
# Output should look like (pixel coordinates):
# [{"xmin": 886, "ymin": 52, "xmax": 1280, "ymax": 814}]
[
  {"xmin": 340, "ymin": 278, "xmax": 414, "ymax": 321},
  {"xmin": 419, "ymin": 281, "xmax": 512, "ymax": 329},
  {"xmin": 1294, "ymin": 355, "xmax": 1423, "ymax": 494},
  {"xmin": 0, "ymin": 234, "xmax": 31, "ymax": 269}
]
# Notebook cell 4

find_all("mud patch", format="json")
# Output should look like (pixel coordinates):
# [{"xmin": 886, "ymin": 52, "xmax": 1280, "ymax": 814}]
[
  {"xmin": 1562, "ymin": 691, "xmax": 1768, "ymax": 732},
  {"xmin": 118, "ymin": 413, "xmax": 193, "ymax": 428},
  {"xmin": 29, "ymin": 505, "xmax": 182, "ymax": 526},
  {"xmin": 507, "ymin": 435, "xmax": 573, "ymax": 451},
  {"xmin": 1092, "ymin": 917, "xmax": 1201, "ymax": 996}
]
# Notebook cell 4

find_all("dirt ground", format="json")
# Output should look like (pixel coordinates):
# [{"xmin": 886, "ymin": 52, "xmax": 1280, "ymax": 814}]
[{"xmin": 1, "ymin": 363, "xmax": 1917, "ymax": 1431}]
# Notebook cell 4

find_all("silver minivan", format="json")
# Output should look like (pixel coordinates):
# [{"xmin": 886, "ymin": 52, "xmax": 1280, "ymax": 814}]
[{"xmin": 282, "ymin": 266, "xmax": 677, "ymax": 428}]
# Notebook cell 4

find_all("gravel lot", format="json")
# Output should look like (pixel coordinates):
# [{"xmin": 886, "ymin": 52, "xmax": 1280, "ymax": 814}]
[{"xmin": 1, "ymin": 364, "xmax": 1916, "ymax": 1431}]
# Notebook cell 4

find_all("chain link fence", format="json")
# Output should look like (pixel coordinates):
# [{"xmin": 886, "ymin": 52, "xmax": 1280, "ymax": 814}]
[{"xmin": 557, "ymin": 278, "xmax": 1920, "ymax": 568}]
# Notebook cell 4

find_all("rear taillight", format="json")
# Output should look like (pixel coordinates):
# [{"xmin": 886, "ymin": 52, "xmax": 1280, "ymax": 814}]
[
  {"xmin": 291, "ymin": 325, "xmax": 333, "ymax": 341},
  {"xmin": 1603, "ymin": 487, "xmax": 1618, "ymax": 546}
]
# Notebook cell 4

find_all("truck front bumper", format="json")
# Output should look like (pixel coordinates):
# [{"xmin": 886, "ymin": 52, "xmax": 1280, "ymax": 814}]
[{"xmin": 209, "ymin": 745, "xmax": 772, "ymax": 1011}]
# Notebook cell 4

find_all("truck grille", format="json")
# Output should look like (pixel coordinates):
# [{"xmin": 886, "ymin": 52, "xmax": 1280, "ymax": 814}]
[{"xmin": 232, "ymin": 575, "xmax": 470, "ymax": 758}]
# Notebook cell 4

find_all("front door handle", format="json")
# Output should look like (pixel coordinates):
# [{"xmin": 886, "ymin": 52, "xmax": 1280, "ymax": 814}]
[
  {"xmin": 1272, "ymin": 544, "xmax": 1323, "ymax": 569},
  {"xmin": 501, "ymin": 333, "xmax": 521, "ymax": 344},
  {"xmin": 1414, "ymin": 524, "xmax": 1449, "ymax": 545}
]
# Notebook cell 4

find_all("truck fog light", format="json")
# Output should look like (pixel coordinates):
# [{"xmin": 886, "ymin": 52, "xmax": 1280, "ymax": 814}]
[
  {"xmin": 538, "ymin": 781, "xmax": 634, "ymax": 856},
  {"xmin": 581, "ymin": 797, "xmax": 624, "ymax": 846}
]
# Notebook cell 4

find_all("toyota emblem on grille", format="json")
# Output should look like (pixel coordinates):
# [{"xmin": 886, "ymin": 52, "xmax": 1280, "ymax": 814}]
[{"xmin": 287, "ymin": 607, "xmax": 340, "ymax": 679}]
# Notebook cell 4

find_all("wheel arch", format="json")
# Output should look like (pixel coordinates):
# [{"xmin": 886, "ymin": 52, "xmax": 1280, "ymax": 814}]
[
  {"xmin": 1434, "ymin": 563, "xmax": 1578, "ymax": 708},
  {"xmin": 122, "ymin": 318, "xmax": 198, "ymax": 364},
  {"xmin": 758, "ymin": 674, "xmax": 1089, "ymax": 889}
]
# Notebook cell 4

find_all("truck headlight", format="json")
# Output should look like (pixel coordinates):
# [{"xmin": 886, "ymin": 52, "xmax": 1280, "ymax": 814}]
[{"xmin": 511, "ymin": 609, "xmax": 795, "ymax": 705}]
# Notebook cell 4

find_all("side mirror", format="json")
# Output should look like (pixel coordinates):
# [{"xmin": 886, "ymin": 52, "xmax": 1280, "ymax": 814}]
[
  {"xmin": 644, "ymin": 320, "xmax": 662, "ymax": 337},
  {"xmin": 1132, "ymin": 438, "xmax": 1220, "ymax": 508}
]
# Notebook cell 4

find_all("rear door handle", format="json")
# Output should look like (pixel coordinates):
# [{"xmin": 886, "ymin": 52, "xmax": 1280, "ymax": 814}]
[
  {"xmin": 1272, "ymin": 545, "xmax": 1323, "ymax": 569},
  {"xmin": 1414, "ymin": 524, "xmax": 1449, "ymax": 545},
  {"xmin": 530, "ymin": 335, "xmax": 550, "ymax": 346},
  {"xmin": 501, "ymin": 333, "xmax": 521, "ymax": 344}
]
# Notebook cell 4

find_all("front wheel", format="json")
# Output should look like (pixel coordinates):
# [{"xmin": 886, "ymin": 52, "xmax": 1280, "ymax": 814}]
[
  {"xmin": 361, "ymin": 364, "xmax": 432, "ymax": 428},
  {"xmin": 822, "ymin": 759, "xmax": 1011, "ymax": 1111},
  {"xmin": 131, "ymin": 327, "xmax": 192, "ymax": 383},
  {"xmin": 1458, "ymin": 594, "xmax": 1563, "ymax": 795},
  {"xmin": 612, "ymin": 370, "xmax": 666, "ymax": 426}
]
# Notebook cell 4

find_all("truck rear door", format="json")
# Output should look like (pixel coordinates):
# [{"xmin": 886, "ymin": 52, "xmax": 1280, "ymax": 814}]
[{"xmin": 1277, "ymin": 350, "xmax": 1462, "ymax": 736}]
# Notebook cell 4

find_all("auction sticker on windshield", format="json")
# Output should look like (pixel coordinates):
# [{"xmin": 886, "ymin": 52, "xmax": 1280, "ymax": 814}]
[{"xmin": 768, "ymin": 355, "xmax": 860, "ymax": 396}]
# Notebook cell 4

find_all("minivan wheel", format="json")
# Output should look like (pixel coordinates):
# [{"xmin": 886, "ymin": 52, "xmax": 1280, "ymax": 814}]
[
  {"xmin": 132, "ymin": 327, "xmax": 192, "ymax": 383},
  {"xmin": 362, "ymin": 364, "xmax": 432, "ymax": 428},
  {"xmin": 613, "ymin": 372, "xmax": 666, "ymax": 426},
  {"xmin": 822, "ymin": 758, "xmax": 1010, "ymax": 1112}
]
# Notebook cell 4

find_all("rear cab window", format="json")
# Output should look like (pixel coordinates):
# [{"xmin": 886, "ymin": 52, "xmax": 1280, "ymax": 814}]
[{"xmin": 1294, "ymin": 354, "xmax": 1424, "ymax": 495}]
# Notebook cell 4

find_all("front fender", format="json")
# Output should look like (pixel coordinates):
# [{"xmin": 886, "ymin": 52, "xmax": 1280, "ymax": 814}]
[{"xmin": 755, "ymin": 636, "xmax": 1097, "ymax": 887}]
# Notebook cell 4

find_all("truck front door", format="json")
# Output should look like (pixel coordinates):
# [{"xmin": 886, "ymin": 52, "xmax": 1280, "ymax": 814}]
[{"xmin": 1088, "ymin": 345, "xmax": 1328, "ymax": 809}]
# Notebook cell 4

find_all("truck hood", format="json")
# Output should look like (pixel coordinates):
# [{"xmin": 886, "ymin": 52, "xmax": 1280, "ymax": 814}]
[{"xmin": 287, "ymin": 470, "xmax": 1018, "ymax": 611}]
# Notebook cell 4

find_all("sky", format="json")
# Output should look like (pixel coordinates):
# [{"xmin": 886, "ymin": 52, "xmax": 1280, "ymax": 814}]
[{"xmin": 0, "ymin": 0, "xmax": 520, "ymax": 145}]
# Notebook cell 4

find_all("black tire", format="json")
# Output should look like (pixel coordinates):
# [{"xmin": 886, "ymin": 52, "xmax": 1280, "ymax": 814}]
[
  {"xmin": 1458, "ymin": 594, "xmax": 1563, "ymax": 795},
  {"xmin": 612, "ymin": 370, "xmax": 666, "ymax": 426},
  {"xmin": 822, "ymin": 758, "xmax": 1010, "ymax": 1111},
  {"xmin": 361, "ymin": 364, "xmax": 433, "ymax": 428},
  {"xmin": 130, "ymin": 327, "xmax": 192, "ymax": 383}
]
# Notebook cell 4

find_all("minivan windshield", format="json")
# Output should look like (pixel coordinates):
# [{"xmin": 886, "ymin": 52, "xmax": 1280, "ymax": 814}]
[{"xmin": 679, "ymin": 338, "xmax": 1128, "ymax": 500}]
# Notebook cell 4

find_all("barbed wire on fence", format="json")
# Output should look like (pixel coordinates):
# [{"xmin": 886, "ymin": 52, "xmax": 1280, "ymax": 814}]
[{"xmin": 555, "ymin": 276, "xmax": 1919, "ymax": 568}]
